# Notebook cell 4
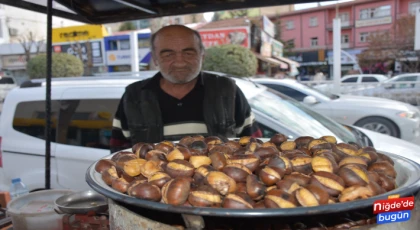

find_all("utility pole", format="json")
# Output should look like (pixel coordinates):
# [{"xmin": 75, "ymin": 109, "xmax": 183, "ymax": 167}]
[
  {"xmin": 415, "ymin": 7, "xmax": 420, "ymax": 51},
  {"xmin": 333, "ymin": 1, "xmax": 341, "ymax": 95}
]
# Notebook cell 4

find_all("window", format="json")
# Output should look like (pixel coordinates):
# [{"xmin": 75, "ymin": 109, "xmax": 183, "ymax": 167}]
[
  {"xmin": 309, "ymin": 17, "xmax": 318, "ymax": 27},
  {"xmin": 339, "ymin": 12, "xmax": 350, "ymax": 22},
  {"xmin": 360, "ymin": 5, "xmax": 391, "ymax": 19},
  {"xmin": 0, "ymin": 77, "xmax": 15, "ymax": 84},
  {"xmin": 409, "ymin": 2, "xmax": 420, "ymax": 15},
  {"xmin": 310, "ymin": 37, "xmax": 318, "ymax": 47},
  {"xmin": 257, "ymin": 123, "xmax": 278, "ymax": 138},
  {"xmin": 13, "ymin": 101, "xmax": 59, "ymax": 142},
  {"xmin": 362, "ymin": 76, "xmax": 379, "ymax": 82},
  {"xmin": 341, "ymin": 34, "xmax": 349, "ymax": 44},
  {"xmin": 108, "ymin": 40, "xmax": 118, "ymax": 51},
  {"xmin": 286, "ymin": 20, "xmax": 294, "ymax": 30},
  {"xmin": 286, "ymin": 39, "xmax": 295, "ymax": 47},
  {"xmin": 360, "ymin": 32, "xmax": 370, "ymax": 42},
  {"xmin": 342, "ymin": 77, "xmax": 358, "ymax": 83},
  {"xmin": 13, "ymin": 99, "xmax": 119, "ymax": 150},
  {"xmin": 264, "ymin": 84, "xmax": 308, "ymax": 102},
  {"xmin": 119, "ymin": 40, "xmax": 130, "ymax": 50},
  {"xmin": 138, "ymin": 38, "xmax": 150, "ymax": 48}
]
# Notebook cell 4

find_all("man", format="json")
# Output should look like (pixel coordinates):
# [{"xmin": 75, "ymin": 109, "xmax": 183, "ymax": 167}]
[{"xmin": 110, "ymin": 25, "xmax": 261, "ymax": 152}]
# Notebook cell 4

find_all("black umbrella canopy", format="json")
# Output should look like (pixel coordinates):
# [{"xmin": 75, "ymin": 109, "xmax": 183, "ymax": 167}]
[{"xmin": 2, "ymin": 0, "xmax": 331, "ymax": 24}]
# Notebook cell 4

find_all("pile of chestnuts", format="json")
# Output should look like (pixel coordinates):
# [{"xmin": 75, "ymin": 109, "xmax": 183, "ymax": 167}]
[{"xmin": 95, "ymin": 134, "xmax": 397, "ymax": 209}]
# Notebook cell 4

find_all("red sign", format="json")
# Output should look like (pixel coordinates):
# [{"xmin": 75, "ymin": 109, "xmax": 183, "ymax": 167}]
[
  {"xmin": 373, "ymin": 196, "xmax": 415, "ymax": 214},
  {"xmin": 199, "ymin": 27, "xmax": 250, "ymax": 48},
  {"xmin": 53, "ymin": 46, "xmax": 62, "ymax": 53}
]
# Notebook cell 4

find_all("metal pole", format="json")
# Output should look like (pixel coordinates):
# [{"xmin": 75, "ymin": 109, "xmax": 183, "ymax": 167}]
[
  {"xmin": 130, "ymin": 31, "xmax": 139, "ymax": 72},
  {"xmin": 45, "ymin": 0, "xmax": 53, "ymax": 189},
  {"xmin": 333, "ymin": 2, "xmax": 341, "ymax": 95},
  {"xmin": 415, "ymin": 7, "xmax": 420, "ymax": 51}
]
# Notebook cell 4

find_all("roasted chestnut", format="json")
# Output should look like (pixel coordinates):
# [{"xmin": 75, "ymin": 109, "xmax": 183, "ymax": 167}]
[
  {"xmin": 270, "ymin": 133, "xmax": 288, "ymax": 146},
  {"xmin": 205, "ymin": 171, "xmax": 237, "ymax": 195},
  {"xmin": 310, "ymin": 171, "xmax": 345, "ymax": 196},
  {"xmin": 165, "ymin": 159, "xmax": 195, "ymax": 178},
  {"xmin": 264, "ymin": 189, "xmax": 298, "ymax": 208},
  {"xmin": 166, "ymin": 147, "xmax": 191, "ymax": 161},
  {"xmin": 132, "ymin": 142, "xmax": 154, "ymax": 159},
  {"xmin": 222, "ymin": 163, "xmax": 252, "ymax": 183},
  {"xmin": 290, "ymin": 155, "xmax": 313, "ymax": 175},
  {"xmin": 368, "ymin": 161, "xmax": 396, "ymax": 178},
  {"xmin": 162, "ymin": 177, "xmax": 191, "ymax": 205},
  {"xmin": 148, "ymin": 172, "xmax": 172, "ymax": 188},
  {"xmin": 128, "ymin": 182, "xmax": 162, "ymax": 202},
  {"xmin": 246, "ymin": 174, "xmax": 266, "ymax": 201},
  {"xmin": 259, "ymin": 166, "xmax": 282, "ymax": 186},
  {"xmin": 188, "ymin": 185, "xmax": 222, "ymax": 208},
  {"xmin": 338, "ymin": 165, "xmax": 369, "ymax": 187},
  {"xmin": 311, "ymin": 155, "xmax": 338, "ymax": 173},
  {"xmin": 123, "ymin": 158, "xmax": 147, "ymax": 177},
  {"xmin": 228, "ymin": 154, "xmax": 260, "ymax": 172},
  {"xmin": 95, "ymin": 159, "xmax": 116, "ymax": 174},
  {"xmin": 338, "ymin": 185, "xmax": 374, "ymax": 202},
  {"xmin": 295, "ymin": 184, "xmax": 329, "ymax": 207},
  {"xmin": 223, "ymin": 193, "xmax": 254, "ymax": 209},
  {"xmin": 280, "ymin": 141, "xmax": 296, "ymax": 151}
]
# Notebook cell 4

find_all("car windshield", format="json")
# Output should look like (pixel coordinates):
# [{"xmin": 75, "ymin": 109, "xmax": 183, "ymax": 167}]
[
  {"xmin": 248, "ymin": 87, "xmax": 357, "ymax": 144},
  {"xmin": 297, "ymin": 82, "xmax": 339, "ymax": 100}
]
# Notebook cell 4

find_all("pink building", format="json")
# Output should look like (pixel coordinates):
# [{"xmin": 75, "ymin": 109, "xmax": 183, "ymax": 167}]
[{"xmin": 273, "ymin": 0, "xmax": 419, "ymax": 77}]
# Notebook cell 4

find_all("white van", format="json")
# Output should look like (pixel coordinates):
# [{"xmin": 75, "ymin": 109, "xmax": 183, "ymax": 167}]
[{"xmin": 1, "ymin": 72, "xmax": 420, "ymax": 192}]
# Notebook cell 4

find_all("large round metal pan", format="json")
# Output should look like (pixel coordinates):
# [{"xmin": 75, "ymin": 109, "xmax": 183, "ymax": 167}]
[
  {"xmin": 86, "ymin": 151, "xmax": 420, "ymax": 217},
  {"xmin": 55, "ymin": 190, "xmax": 108, "ymax": 214}
]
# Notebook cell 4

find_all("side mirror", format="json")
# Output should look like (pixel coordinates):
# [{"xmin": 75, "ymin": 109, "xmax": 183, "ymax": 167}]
[{"xmin": 303, "ymin": 95, "xmax": 318, "ymax": 105}]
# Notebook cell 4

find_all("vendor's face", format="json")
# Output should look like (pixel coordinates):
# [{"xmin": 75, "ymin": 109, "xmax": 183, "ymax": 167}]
[{"xmin": 152, "ymin": 27, "xmax": 204, "ymax": 84}]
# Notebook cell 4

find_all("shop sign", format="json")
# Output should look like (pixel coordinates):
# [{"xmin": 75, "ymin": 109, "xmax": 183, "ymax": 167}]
[
  {"xmin": 271, "ymin": 39, "xmax": 284, "ymax": 59},
  {"xmin": 52, "ymin": 25, "xmax": 109, "ymax": 43},
  {"xmin": 53, "ymin": 41, "xmax": 104, "ymax": 65},
  {"xmin": 2, "ymin": 54, "xmax": 36, "ymax": 69},
  {"xmin": 355, "ymin": 17, "xmax": 392, "ymax": 28},
  {"xmin": 263, "ymin": 16, "xmax": 275, "ymax": 37},
  {"xmin": 106, "ymin": 49, "xmax": 150, "ymax": 66},
  {"xmin": 198, "ymin": 27, "xmax": 250, "ymax": 48},
  {"xmin": 327, "ymin": 49, "xmax": 363, "ymax": 65},
  {"xmin": 260, "ymin": 31, "xmax": 272, "ymax": 57}
]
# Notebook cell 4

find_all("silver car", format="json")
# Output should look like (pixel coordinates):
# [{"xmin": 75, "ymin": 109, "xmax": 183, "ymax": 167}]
[{"xmin": 253, "ymin": 78, "xmax": 420, "ymax": 142}]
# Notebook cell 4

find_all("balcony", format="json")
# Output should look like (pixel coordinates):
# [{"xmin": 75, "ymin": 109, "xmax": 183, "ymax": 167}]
[
  {"xmin": 326, "ymin": 42, "xmax": 353, "ymax": 49},
  {"xmin": 326, "ymin": 21, "xmax": 354, "ymax": 30}
]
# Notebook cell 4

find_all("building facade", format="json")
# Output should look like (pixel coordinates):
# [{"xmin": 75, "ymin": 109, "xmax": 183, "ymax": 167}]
[{"xmin": 275, "ymin": 0, "xmax": 419, "ymax": 78}]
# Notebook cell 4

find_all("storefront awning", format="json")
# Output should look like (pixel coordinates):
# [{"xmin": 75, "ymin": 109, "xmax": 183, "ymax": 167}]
[
  {"xmin": 274, "ymin": 56, "xmax": 301, "ymax": 68},
  {"xmin": 255, "ymin": 54, "xmax": 288, "ymax": 69}
]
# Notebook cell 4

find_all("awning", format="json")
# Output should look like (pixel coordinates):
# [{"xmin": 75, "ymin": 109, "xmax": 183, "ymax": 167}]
[
  {"xmin": 274, "ymin": 56, "xmax": 301, "ymax": 67},
  {"xmin": 140, "ymin": 52, "xmax": 151, "ymax": 65},
  {"xmin": 255, "ymin": 53, "xmax": 288, "ymax": 69}
]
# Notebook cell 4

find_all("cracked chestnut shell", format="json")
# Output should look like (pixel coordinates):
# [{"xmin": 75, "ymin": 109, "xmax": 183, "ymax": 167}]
[
  {"xmin": 310, "ymin": 171, "xmax": 345, "ymax": 196},
  {"xmin": 128, "ymin": 182, "xmax": 162, "ymax": 202},
  {"xmin": 338, "ymin": 156, "xmax": 368, "ymax": 169},
  {"xmin": 276, "ymin": 180, "xmax": 302, "ymax": 194},
  {"xmin": 165, "ymin": 159, "xmax": 194, "ymax": 178},
  {"xmin": 222, "ymin": 163, "xmax": 252, "ymax": 183},
  {"xmin": 154, "ymin": 142, "xmax": 174, "ymax": 154},
  {"xmin": 270, "ymin": 133, "xmax": 288, "ymax": 146},
  {"xmin": 132, "ymin": 142, "xmax": 154, "ymax": 159},
  {"xmin": 122, "ymin": 158, "xmax": 147, "ymax": 177},
  {"xmin": 205, "ymin": 171, "xmax": 237, "ymax": 195},
  {"xmin": 102, "ymin": 166, "xmax": 119, "ymax": 186},
  {"xmin": 295, "ymin": 184, "xmax": 329, "ymax": 207},
  {"xmin": 267, "ymin": 156, "xmax": 292, "ymax": 176},
  {"xmin": 245, "ymin": 141, "xmax": 261, "ymax": 152},
  {"xmin": 294, "ymin": 136, "xmax": 314, "ymax": 149},
  {"xmin": 311, "ymin": 155, "xmax": 338, "ymax": 173},
  {"xmin": 204, "ymin": 136, "xmax": 223, "ymax": 145},
  {"xmin": 189, "ymin": 156, "xmax": 212, "ymax": 168},
  {"xmin": 228, "ymin": 154, "xmax": 260, "ymax": 172},
  {"xmin": 111, "ymin": 151, "xmax": 135, "ymax": 162},
  {"xmin": 321, "ymin": 135, "xmax": 337, "ymax": 144},
  {"xmin": 115, "ymin": 153, "xmax": 137, "ymax": 169},
  {"xmin": 95, "ymin": 159, "xmax": 116, "ymax": 174},
  {"xmin": 307, "ymin": 139, "xmax": 329, "ymax": 151},
  {"xmin": 223, "ymin": 192, "xmax": 254, "ymax": 209},
  {"xmin": 162, "ymin": 177, "xmax": 191, "ymax": 205},
  {"xmin": 280, "ymin": 141, "xmax": 296, "ymax": 151},
  {"xmin": 111, "ymin": 177, "xmax": 130, "ymax": 193},
  {"xmin": 259, "ymin": 166, "xmax": 282, "ymax": 186},
  {"xmin": 281, "ymin": 149, "xmax": 308, "ymax": 159},
  {"xmin": 246, "ymin": 174, "xmax": 266, "ymax": 201},
  {"xmin": 377, "ymin": 172, "xmax": 396, "ymax": 191},
  {"xmin": 166, "ymin": 147, "xmax": 191, "ymax": 161},
  {"xmin": 377, "ymin": 152, "xmax": 395, "ymax": 166},
  {"xmin": 140, "ymin": 160, "xmax": 162, "ymax": 178},
  {"xmin": 239, "ymin": 136, "xmax": 257, "ymax": 146},
  {"xmin": 334, "ymin": 143, "xmax": 359, "ymax": 157},
  {"xmin": 254, "ymin": 146, "xmax": 278, "ymax": 160},
  {"xmin": 148, "ymin": 172, "xmax": 172, "ymax": 188},
  {"xmin": 290, "ymin": 155, "xmax": 313, "ymax": 175},
  {"xmin": 225, "ymin": 141, "xmax": 242, "ymax": 153},
  {"xmin": 193, "ymin": 165, "xmax": 215, "ymax": 186},
  {"xmin": 283, "ymin": 172, "xmax": 311, "ymax": 186},
  {"xmin": 264, "ymin": 189, "xmax": 298, "ymax": 208},
  {"xmin": 209, "ymin": 151, "xmax": 227, "ymax": 171},
  {"xmin": 190, "ymin": 140, "xmax": 209, "ymax": 156},
  {"xmin": 368, "ymin": 161, "xmax": 397, "ymax": 178},
  {"xmin": 188, "ymin": 185, "xmax": 222, "ymax": 208},
  {"xmin": 338, "ymin": 165, "xmax": 369, "ymax": 187},
  {"xmin": 338, "ymin": 185, "xmax": 374, "ymax": 202}
]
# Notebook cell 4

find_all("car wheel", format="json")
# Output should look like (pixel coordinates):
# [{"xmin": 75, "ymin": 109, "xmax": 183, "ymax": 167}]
[{"xmin": 354, "ymin": 117, "xmax": 400, "ymax": 138}]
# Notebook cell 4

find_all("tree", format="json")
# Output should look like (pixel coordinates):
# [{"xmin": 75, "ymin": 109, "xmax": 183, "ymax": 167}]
[
  {"xmin": 119, "ymin": 21, "xmax": 136, "ymax": 31},
  {"xmin": 203, "ymin": 44, "xmax": 258, "ymax": 77},
  {"xmin": 358, "ymin": 15, "xmax": 419, "ymax": 73},
  {"xmin": 27, "ymin": 53, "xmax": 84, "ymax": 79},
  {"xmin": 69, "ymin": 41, "xmax": 94, "ymax": 76},
  {"xmin": 18, "ymin": 31, "xmax": 44, "ymax": 63}
]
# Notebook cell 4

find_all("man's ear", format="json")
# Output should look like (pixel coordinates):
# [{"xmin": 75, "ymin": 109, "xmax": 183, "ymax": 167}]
[{"xmin": 152, "ymin": 54, "xmax": 158, "ymax": 66}]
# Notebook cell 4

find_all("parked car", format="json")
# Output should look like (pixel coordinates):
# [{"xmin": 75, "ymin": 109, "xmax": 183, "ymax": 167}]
[
  {"xmin": 1, "ymin": 72, "xmax": 420, "ymax": 192},
  {"xmin": 312, "ymin": 74, "xmax": 388, "ymax": 94},
  {"xmin": 0, "ymin": 76, "xmax": 17, "ymax": 102},
  {"xmin": 253, "ymin": 78, "xmax": 420, "ymax": 141},
  {"xmin": 346, "ymin": 73, "xmax": 420, "ymax": 105}
]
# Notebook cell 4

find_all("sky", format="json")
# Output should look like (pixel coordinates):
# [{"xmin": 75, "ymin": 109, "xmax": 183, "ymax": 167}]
[{"xmin": 295, "ymin": 0, "xmax": 354, "ymax": 10}]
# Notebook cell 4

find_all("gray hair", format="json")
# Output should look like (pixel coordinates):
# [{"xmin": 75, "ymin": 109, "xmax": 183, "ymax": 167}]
[{"xmin": 150, "ymin": 25, "xmax": 205, "ymax": 54}]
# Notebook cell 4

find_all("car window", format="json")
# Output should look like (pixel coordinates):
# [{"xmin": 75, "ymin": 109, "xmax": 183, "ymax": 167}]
[
  {"xmin": 342, "ymin": 77, "xmax": 357, "ymax": 83},
  {"xmin": 13, "ymin": 100, "xmax": 59, "ymax": 141},
  {"xmin": 264, "ymin": 84, "xmax": 308, "ymax": 101},
  {"xmin": 362, "ymin": 76, "xmax": 379, "ymax": 82},
  {"xmin": 247, "ymin": 89, "xmax": 358, "ymax": 144},
  {"xmin": 395, "ymin": 76, "xmax": 417, "ymax": 82},
  {"xmin": 56, "ymin": 99, "xmax": 118, "ymax": 150},
  {"xmin": 257, "ymin": 122, "xmax": 278, "ymax": 138},
  {"xmin": 12, "ymin": 99, "xmax": 118, "ymax": 150},
  {"xmin": 0, "ymin": 77, "xmax": 15, "ymax": 84},
  {"xmin": 393, "ymin": 76, "xmax": 418, "ymax": 88}
]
